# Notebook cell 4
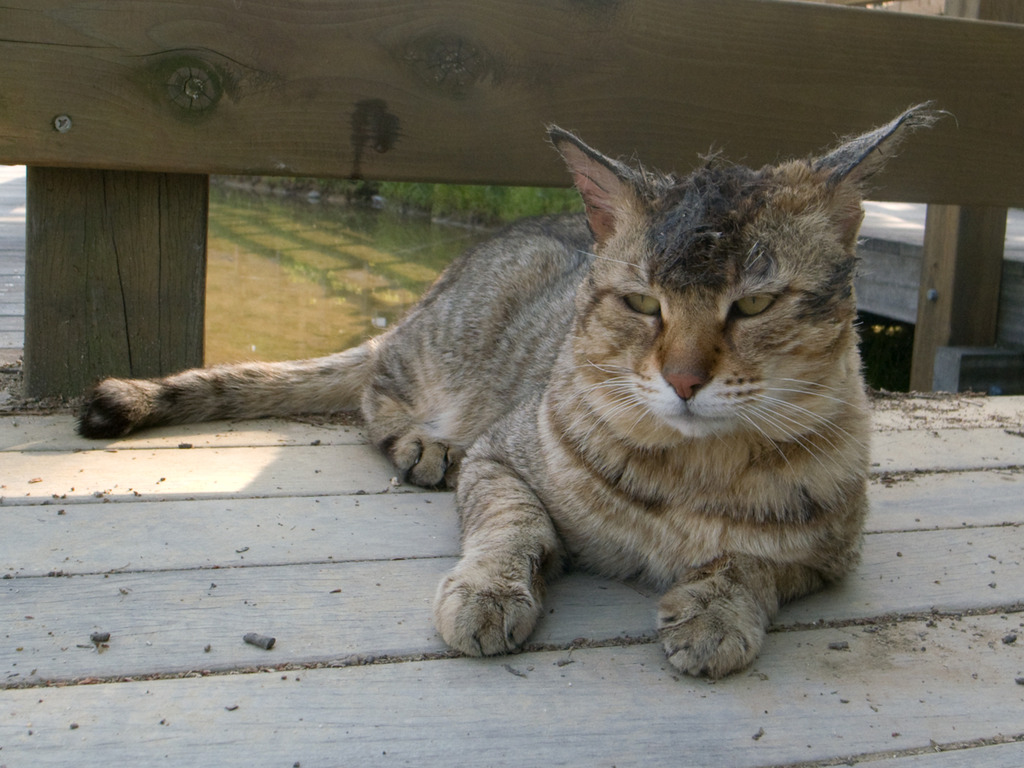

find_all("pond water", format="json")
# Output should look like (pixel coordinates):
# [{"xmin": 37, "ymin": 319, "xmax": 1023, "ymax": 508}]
[{"xmin": 205, "ymin": 184, "xmax": 490, "ymax": 365}]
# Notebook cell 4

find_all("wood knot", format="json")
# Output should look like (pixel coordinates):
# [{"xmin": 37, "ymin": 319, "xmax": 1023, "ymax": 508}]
[
  {"xmin": 166, "ymin": 64, "xmax": 221, "ymax": 113},
  {"xmin": 402, "ymin": 34, "xmax": 494, "ymax": 98}
]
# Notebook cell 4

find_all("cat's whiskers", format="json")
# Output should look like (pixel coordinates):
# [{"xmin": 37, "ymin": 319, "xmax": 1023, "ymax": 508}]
[
  {"xmin": 740, "ymin": 401, "xmax": 838, "ymax": 474},
  {"xmin": 777, "ymin": 377, "xmax": 842, "ymax": 394},
  {"xmin": 735, "ymin": 410, "xmax": 794, "ymax": 471},
  {"xmin": 757, "ymin": 393, "xmax": 860, "ymax": 448},
  {"xmin": 582, "ymin": 359, "xmax": 636, "ymax": 376},
  {"xmin": 758, "ymin": 391, "xmax": 868, "ymax": 452},
  {"xmin": 753, "ymin": 396, "xmax": 849, "ymax": 458},
  {"xmin": 766, "ymin": 385, "xmax": 857, "ymax": 409}
]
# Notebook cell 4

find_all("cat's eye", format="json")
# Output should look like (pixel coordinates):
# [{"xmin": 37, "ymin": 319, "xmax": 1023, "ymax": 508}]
[
  {"xmin": 624, "ymin": 293, "xmax": 661, "ymax": 316},
  {"xmin": 733, "ymin": 294, "xmax": 775, "ymax": 317}
]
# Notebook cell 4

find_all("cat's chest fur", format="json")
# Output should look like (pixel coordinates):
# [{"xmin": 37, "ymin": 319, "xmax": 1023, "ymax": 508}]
[{"xmin": 530, "ymin": 380, "xmax": 868, "ymax": 588}]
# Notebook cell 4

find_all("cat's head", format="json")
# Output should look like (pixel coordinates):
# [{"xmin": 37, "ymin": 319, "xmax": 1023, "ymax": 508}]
[{"xmin": 550, "ymin": 106, "xmax": 935, "ymax": 444}]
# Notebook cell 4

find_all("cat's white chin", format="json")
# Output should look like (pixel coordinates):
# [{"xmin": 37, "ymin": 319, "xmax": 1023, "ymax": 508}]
[
  {"xmin": 642, "ymin": 393, "xmax": 741, "ymax": 439},
  {"xmin": 661, "ymin": 408, "xmax": 739, "ymax": 439}
]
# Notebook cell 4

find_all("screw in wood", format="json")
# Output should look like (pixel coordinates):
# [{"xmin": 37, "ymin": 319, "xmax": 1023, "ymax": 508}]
[
  {"xmin": 166, "ymin": 66, "xmax": 220, "ymax": 112},
  {"xmin": 53, "ymin": 115, "xmax": 73, "ymax": 133}
]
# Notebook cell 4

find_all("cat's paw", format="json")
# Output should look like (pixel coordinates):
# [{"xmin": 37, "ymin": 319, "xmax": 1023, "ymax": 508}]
[
  {"xmin": 433, "ymin": 562, "xmax": 542, "ymax": 656},
  {"xmin": 657, "ymin": 577, "xmax": 767, "ymax": 679},
  {"xmin": 384, "ymin": 433, "xmax": 457, "ymax": 487}
]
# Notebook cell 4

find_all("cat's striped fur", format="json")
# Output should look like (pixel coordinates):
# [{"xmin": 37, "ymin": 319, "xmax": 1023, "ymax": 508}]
[{"xmin": 80, "ymin": 106, "xmax": 934, "ymax": 677}]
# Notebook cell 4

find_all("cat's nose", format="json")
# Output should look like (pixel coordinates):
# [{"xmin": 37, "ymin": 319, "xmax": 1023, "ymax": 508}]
[{"xmin": 664, "ymin": 371, "xmax": 706, "ymax": 401}]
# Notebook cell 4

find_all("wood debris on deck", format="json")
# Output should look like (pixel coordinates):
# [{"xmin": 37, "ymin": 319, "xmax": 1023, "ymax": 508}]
[{"xmin": 1, "ymin": 394, "xmax": 1023, "ymax": 767}]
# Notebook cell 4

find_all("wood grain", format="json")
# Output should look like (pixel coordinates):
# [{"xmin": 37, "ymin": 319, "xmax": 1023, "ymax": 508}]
[
  {"xmin": 23, "ymin": 168, "xmax": 208, "ymax": 397},
  {"xmin": 2, "ymin": 615, "xmax": 1022, "ymax": 768},
  {"xmin": 911, "ymin": 204, "xmax": 1009, "ymax": 390},
  {"xmin": 1, "ymin": 1, "xmax": 1023, "ymax": 205},
  {"xmin": 3, "ymin": 468, "xmax": 1021, "ymax": 577}
]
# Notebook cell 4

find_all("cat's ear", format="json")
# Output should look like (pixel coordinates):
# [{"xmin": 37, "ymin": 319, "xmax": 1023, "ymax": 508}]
[
  {"xmin": 548, "ymin": 126, "xmax": 640, "ymax": 243},
  {"xmin": 812, "ymin": 103, "xmax": 940, "ymax": 188},
  {"xmin": 811, "ymin": 103, "xmax": 940, "ymax": 244}
]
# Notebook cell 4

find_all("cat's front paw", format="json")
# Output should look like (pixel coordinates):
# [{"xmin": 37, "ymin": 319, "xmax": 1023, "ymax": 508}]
[
  {"xmin": 433, "ymin": 562, "xmax": 542, "ymax": 656},
  {"xmin": 657, "ymin": 576, "xmax": 768, "ymax": 679}
]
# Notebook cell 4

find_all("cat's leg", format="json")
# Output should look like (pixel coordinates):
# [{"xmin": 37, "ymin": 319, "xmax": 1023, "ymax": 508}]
[
  {"xmin": 657, "ymin": 555, "xmax": 824, "ymax": 679},
  {"xmin": 363, "ymin": 393, "xmax": 462, "ymax": 488},
  {"xmin": 433, "ymin": 457, "xmax": 565, "ymax": 655}
]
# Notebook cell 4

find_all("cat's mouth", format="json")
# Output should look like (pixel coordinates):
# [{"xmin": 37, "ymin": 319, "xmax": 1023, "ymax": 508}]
[
  {"xmin": 663, "ymin": 402, "xmax": 738, "ymax": 438},
  {"xmin": 641, "ymin": 386, "xmax": 741, "ymax": 439}
]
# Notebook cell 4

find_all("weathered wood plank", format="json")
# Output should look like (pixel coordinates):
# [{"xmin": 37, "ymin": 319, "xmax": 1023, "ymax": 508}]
[
  {"xmin": 873, "ymin": 428, "xmax": 1024, "ymax": 473},
  {"xmin": 2, "ymin": 413, "xmax": 1022, "ymax": 507},
  {"xmin": 0, "ymin": 416, "xmax": 367, "ymax": 452},
  {"xmin": 23, "ymin": 168, "xmax": 208, "ymax": 398},
  {"xmin": 4, "ymin": 526, "xmax": 1021, "ymax": 683},
  {"xmin": 870, "ymin": 393, "xmax": 1024, "ymax": 432},
  {"xmin": 1, "ymin": 562, "xmax": 658, "ymax": 684},
  {"xmin": 3, "ymin": 469, "xmax": 1020, "ymax": 579},
  {"xmin": 0, "ymin": 443, "xmax": 402, "ymax": 505},
  {"xmin": 2, "ymin": 1, "xmax": 1024, "ymax": 205},
  {"xmin": 0, "ymin": 493, "xmax": 458, "ymax": 578},
  {"xmin": 867, "ymin": 742, "xmax": 1024, "ymax": 768},
  {"xmin": 868, "ymin": 468, "xmax": 1024, "ymax": 532},
  {"xmin": 5, "ymin": 395, "xmax": 1020, "ymax": 452},
  {"xmin": 783, "ymin": 525, "xmax": 1024, "ymax": 624},
  {"xmin": 2, "ymin": 614, "xmax": 1021, "ymax": 768}
]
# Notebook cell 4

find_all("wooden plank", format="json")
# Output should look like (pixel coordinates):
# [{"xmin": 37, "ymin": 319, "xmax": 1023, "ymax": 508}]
[
  {"xmin": 0, "ymin": 444, "xmax": 403, "ymax": 505},
  {"xmin": 0, "ymin": 492, "xmax": 459, "ymax": 578},
  {"xmin": 1, "ymin": 614, "xmax": 1021, "ymax": 768},
  {"xmin": 3, "ymin": 469, "xmax": 1020, "ymax": 579},
  {"xmin": 23, "ymin": 168, "xmax": 208, "ymax": 398},
  {"xmin": 870, "ymin": 393, "xmax": 1024, "ymax": 431},
  {"xmin": 0, "ymin": 415, "xmax": 368, "ymax": 452},
  {"xmin": 1, "ymin": 562, "xmax": 658, "ymax": 684},
  {"xmin": 2, "ymin": 427, "xmax": 1021, "ymax": 505},
  {"xmin": 1, "ymin": 1, "xmax": 1024, "ymax": 205},
  {"xmin": 2, "ymin": 407, "xmax": 1022, "ymax": 501},
  {"xmin": 4, "ymin": 525, "xmax": 1020, "ymax": 683},
  {"xmin": 3, "ymin": 393, "xmax": 1016, "ymax": 453},
  {"xmin": 873, "ymin": 428, "xmax": 1024, "ymax": 473},
  {"xmin": 782, "ymin": 525, "xmax": 1024, "ymax": 624},
  {"xmin": 866, "ymin": 742, "xmax": 1024, "ymax": 768},
  {"xmin": 867, "ymin": 468, "xmax": 1023, "ymax": 531}
]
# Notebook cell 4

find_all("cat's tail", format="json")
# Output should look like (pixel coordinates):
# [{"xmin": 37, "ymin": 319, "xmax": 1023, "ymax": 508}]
[{"xmin": 77, "ymin": 340, "xmax": 379, "ymax": 439}]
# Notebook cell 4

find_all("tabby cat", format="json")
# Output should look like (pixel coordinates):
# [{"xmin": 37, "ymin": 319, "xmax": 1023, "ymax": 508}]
[{"xmin": 79, "ymin": 105, "xmax": 934, "ymax": 677}]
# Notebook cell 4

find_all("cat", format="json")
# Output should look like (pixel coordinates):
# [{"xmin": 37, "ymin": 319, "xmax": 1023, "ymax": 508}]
[{"xmin": 79, "ymin": 105, "xmax": 934, "ymax": 678}]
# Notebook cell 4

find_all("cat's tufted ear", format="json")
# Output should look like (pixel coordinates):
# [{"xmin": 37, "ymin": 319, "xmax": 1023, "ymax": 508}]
[
  {"xmin": 812, "ymin": 103, "xmax": 940, "ymax": 189},
  {"xmin": 811, "ymin": 103, "xmax": 940, "ymax": 245},
  {"xmin": 549, "ymin": 126, "xmax": 640, "ymax": 244}
]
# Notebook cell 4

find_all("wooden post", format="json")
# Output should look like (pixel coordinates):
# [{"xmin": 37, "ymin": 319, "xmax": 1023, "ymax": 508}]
[
  {"xmin": 24, "ymin": 169, "xmax": 208, "ymax": 399},
  {"xmin": 908, "ymin": 0, "xmax": 1021, "ymax": 391},
  {"xmin": 910, "ymin": 205, "xmax": 1009, "ymax": 389}
]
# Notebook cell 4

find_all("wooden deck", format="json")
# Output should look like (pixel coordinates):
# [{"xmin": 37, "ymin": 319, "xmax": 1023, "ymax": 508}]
[{"xmin": 2, "ymin": 395, "xmax": 1023, "ymax": 767}]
